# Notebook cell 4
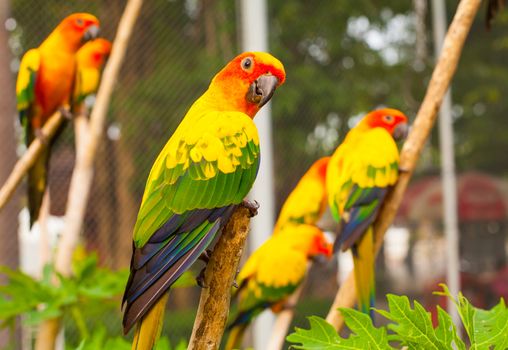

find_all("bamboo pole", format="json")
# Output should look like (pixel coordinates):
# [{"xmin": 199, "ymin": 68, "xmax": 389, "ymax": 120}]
[
  {"xmin": 0, "ymin": 111, "xmax": 64, "ymax": 211},
  {"xmin": 188, "ymin": 206, "xmax": 253, "ymax": 350},
  {"xmin": 325, "ymin": 0, "xmax": 482, "ymax": 331},
  {"xmin": 266, "ymin": 281, "xmax": 306, "ymax": 350},
  {"xmin": 54, "ymin": 0, "xmax": 143, "ymax": 277},
  {"xmin": 35, "ymin": 1, "xmax": 143, "ymax": 349}
]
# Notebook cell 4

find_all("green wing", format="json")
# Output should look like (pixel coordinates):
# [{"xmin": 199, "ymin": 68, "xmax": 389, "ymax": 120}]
[
  {"xmin": 122, "ymin": 110, "xmax": 260, "ymax": 332},
  {"xmin": 16, "ymin": 49, "xmax": 40, "ymax": 131}
]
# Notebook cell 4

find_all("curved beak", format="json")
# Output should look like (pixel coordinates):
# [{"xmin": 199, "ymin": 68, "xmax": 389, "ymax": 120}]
[
  {"xmin": 393, "ymin": 122, "xmax": 409, "ymax": 141},
  {"xmin": 83, "ymin": 25, "xmax": 100, "ymax": 42},
  {"xmin": 246, "ymin": 74, "xmax": 279, "ymax": 108}
]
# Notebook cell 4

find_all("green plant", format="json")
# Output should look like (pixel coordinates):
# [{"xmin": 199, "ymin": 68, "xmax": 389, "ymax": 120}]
[{"xmin": 287, "ymin": 284, "xmax": 508, "ymax": 349}]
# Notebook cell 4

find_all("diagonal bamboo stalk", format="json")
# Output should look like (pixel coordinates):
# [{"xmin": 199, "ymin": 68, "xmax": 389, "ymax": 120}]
[
  {"xmin": 325, "ymin": 0, "xmax": 483, "ymax": 331},
  {"xmin": 35, "ymin": 1, "xmax": 144, "ymax": 349},
  {"xmin": 0, "ymin": 111, "xmax": 64, "ymax": 211}
]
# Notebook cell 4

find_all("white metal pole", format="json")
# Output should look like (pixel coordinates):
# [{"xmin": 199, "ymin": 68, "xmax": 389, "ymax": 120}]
[
  {"xmin": 431, "ymin": 0, "xmax": 461, "ymax": 327},
  {"xmin": 240, "ymin": 0, "xmax": 276, "ymax": 349}
]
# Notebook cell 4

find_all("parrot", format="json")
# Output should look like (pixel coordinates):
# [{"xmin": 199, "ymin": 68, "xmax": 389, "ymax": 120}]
[
  {"xmin": 326, "ymin": 108, "xmax": 408, "ymax": 317},
  {"xmin": 121, "ymin": 52, "xmax": 286, "ymax": 350},
  {"xmin": 16, "ymin": 13, "xmax": 100, "ymax": 227},
  {"xmin": 273, "ymin": 156, "xmax": 330, "ymax": 233},
  {"xmin": 73, "ymin": 38, "xmax": 112, "ymax": 113},
  {"xmin": 225, "ymin": 224, "xmax": 333, "ymax": 350}
]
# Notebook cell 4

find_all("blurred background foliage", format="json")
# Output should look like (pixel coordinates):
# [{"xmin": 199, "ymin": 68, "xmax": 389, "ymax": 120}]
[{"xmin": 1, "ymin": 0, "xmax": 508, "ymax": 348}]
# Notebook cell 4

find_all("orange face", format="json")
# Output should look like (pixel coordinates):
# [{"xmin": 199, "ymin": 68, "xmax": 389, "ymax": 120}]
[
  {"xmin": 78, "ymin": 38, "xmax": 112, "ymax": 68},
  {"xmin": 57, "ymin": 13, "xmax": 100, "ymax": 50},
  {"xmin": 309, "ymin": 230, "xmax": 333, "ymax": 259},
  {"xmin": 211, "ymin": 51, "xmax": 286, "ymax": 117},
  {"xmin": 363, "ymin": 108, "xmax": 409, "ymax": 141}
]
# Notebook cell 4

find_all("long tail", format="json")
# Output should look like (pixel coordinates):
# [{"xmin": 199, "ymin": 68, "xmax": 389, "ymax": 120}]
[
  {"xmin": 352, "ymin": 226, "xmax": 375, "ymax": 318},
  {"xmin": 131, "ymin": 293, "xmax": 169, "ymax": 350},
  {"xmin": 224, "ymin": 323, "xmax": 248, "ymax": 350},
  {"xmin": 27, "ymin": 146, "xmax": 50, "ymax": 228}
]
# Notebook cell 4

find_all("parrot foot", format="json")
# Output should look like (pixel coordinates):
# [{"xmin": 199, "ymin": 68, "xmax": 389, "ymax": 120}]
[
  {"xmin": 232, "ymin": 268, "xmax": 240, "ymax": 289},
  {"xmin": 196, "ymin": 267, "xmax": 208, "ymax": 288},
  {"xmin": 241, "ymin": 199, "xmax": 259, "ymax": 217},
  {"xmin": 198, "ymin": 249, "xmax": 213, "ymax": 264},
  {"xmin": 399, "ymin": 166, "xmax": 410, "ymax": 174},
  {"xmin": 59, "ymin": 107, "xmax": 74, "ymax": 120},
  {"xmin": 34, "ymin": 129, "xmax": 48, "ymax": 145}
]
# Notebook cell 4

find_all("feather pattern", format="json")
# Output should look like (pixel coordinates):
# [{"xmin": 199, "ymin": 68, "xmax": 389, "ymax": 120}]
[{"xmin": 327, "ymin": 108, "xmax": 407, "ymax": 318}]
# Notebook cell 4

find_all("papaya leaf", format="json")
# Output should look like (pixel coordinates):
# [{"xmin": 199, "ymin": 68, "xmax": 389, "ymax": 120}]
[
  {"xmin": 287, "ymin": 312, "xmax": 391, "ymax": 350},
  {"xmin": 435, "ymin": 283, "xmax": 508, "ymax": 349}
]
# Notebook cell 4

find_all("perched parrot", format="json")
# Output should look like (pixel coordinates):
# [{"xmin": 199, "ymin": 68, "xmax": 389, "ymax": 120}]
[
  {"xmin": 121, "ymin": 52, "xmax": 285, "ymax": 350},
  {"xmin": 327, "ymin": 108, "xmax": 408, "ymax": 317},
  {"xmin": 273, "ymin": 157, "xmax": 330, "ymax": 233},
  {"xmin": 73, "ymin": 38, "xmax": 112, "ymax": 113},
  {"xmin": 225, "ymin": 224, "xmax": 332, "ymax": 350},
  {"xmin": 16, "ymin": 13, "xmax": 100, "ymax": 227}
]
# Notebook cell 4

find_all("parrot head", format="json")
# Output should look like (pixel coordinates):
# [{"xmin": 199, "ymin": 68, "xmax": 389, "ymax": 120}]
[
  {"xmin": 56, "ymin": 13, "xmax": 100, "ymax": 51},
  {"xmin": 77, "ymin": 38, "xmax": 112, "ymax": 69},
  {"xmin": 361, "ymin": 108, "xmax": 409, "ymax": 141},
  {"xmin": 280, "ymin": 224, "xmax": 333, "ymax": 260},
  {"xmin": 210, "ymin": 51, "xmax": 286, "ymax": 117}
]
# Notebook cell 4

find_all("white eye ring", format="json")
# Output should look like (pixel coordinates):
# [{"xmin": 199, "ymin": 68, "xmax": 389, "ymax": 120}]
[
  {"xmin": 241, "ymin": 57, "xmax": 254, "ymax": 72},
  {"xmin": 384, "ymin": 115, "xmax": 394, "ymax": 122},
  {"xmin": 76, "ymin": 18, "xmax": 84, "ymax": 26}
]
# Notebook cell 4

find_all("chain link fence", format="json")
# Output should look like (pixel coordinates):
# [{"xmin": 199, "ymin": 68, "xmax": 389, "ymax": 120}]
[{"xmin": 1, "ymin": 0, "xmax": 508, "ymax": 349}]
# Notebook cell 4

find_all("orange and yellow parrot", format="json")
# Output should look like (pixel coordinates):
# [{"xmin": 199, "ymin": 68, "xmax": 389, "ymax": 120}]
[
  {"xmin": 73, "ymin": 38, "xmax": 112, "ymax": 113},
  {"xmin": 225, "ymin": 224, "xmax": 332, "ymax": 350},
  {"xmin": 327, "ymin": 108, "xmax": 408, "ymax": 317},
  {"xmin": 274, "ymin": 157, "xmax": 330, "ymax": 233},
  {"xmin": 121, "ymin": 52, "xmax": 285, "ymax": 350},
  {"xmin": 16, "ymin": 13, "xmax": 100, "ymax": 227}
]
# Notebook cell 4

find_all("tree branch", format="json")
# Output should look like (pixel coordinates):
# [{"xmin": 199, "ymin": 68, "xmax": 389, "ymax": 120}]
[
  {"xmin": 54, "ymin": 0, "xmax": 143, "ymax": 277},
  {"xmin": 0, "ymin": 111, "xmax": 64, "ymax": 211},
  {"xmin": 188, "ymin": 206, "xmax": 253, "ymax": 350},
  {"xmin": 325, "ymin": 0, "xmax": 482, "ymax": 330}
]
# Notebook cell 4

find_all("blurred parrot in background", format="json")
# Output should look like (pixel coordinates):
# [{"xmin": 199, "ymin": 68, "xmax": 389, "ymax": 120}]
[
  {"xmin": 273, "ymin": 156, "xmax": 330, "ymax": 233},
  {"xmin": 16, "ymin": 13, "xmax": 100, "ymax": 227},
  {"xmin": 225, "ymin": 224, "xmax": 332, "ymax": 350},
  {"xmin": 73, "ymin": 38, "xmax": 112, "ymax": 114},
  {"xmin": 326, "ymin": 108, "xmax": 408, "ymax": 317},
  {"xmin": 121, "ymin": 52, "xmax": 285, "ymax": 350}
]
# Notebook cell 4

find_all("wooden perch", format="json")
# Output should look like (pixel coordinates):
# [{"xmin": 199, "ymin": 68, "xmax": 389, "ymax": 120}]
[
  {"xmin": 325, "ymin": 0, "xmax": 482, "ymax": 331},
  {"xmin": 35, "ymin": 1, "xmax": 143, "ymax": 349},
  {"xmin": 188, "ymin": 206, "xmax": 253, "ymax": 350},
  {"xmin": 55, "ymin": 0, "xmax": 143, "ymax": 277},
  {"xmin": 266, "ymin": 280, "xmax": 306, "ymax": 350},
  {"xmin": 0, "ymin": 111, "xmax": 64, "ymax": 211}
]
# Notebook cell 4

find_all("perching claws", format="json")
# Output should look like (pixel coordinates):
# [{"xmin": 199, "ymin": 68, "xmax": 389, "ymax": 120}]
[
  {"xmin": 34, "ymin": 128, "xmax": 48, "ymax": 145},
  {"xmin": 196, "ymin": 267, "xmax": 208, "ymax": 288},
  {"xmin": 241, "ymin": 199, "xmax": 259, "ymax": 217}
]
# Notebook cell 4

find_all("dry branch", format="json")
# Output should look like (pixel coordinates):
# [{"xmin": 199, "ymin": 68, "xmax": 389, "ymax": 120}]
[
  {"xmin": 35, "ymin": 1, "xmax": 143, "ymax": 349},
  {"xmin": 55, "ymin": 0, "xmax": 143, "ymax": 277},
  {"xmin": 325, "ymin": 0, "xmax": 482, "ymax": 330},
  {"xmin": 188, "ymin": 206, "xmax": 253, "ymax": 350},
  {"xmin": 266, "ymin": 281, "xmax": 306, "ymax": 350},
  {"xmin": 0, "ymin": 111, "xmax": 64, "ymax": 211}
]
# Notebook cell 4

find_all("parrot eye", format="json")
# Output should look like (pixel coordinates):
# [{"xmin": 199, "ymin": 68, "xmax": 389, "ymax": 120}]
[
  {"xmin": 241, "ymin": 57, "xmax": 254, "ymax": 73},
  {"xmin": 76, "ymin": 18, "xmax": 84, "ymax": 26},
  {"xmin": 383, "ymin": 115, "xmax": 394, "ymax": 123}
]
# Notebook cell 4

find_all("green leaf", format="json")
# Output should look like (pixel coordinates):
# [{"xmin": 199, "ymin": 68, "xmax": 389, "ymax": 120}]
[
  {"xmin": 376, "ymin": 294, "xmax": 449, "ymax": 350},
  {"xmin": 435, "ymin": 306, "xmax": 465, "ymax": 350},
  {"xmin": 287, "ymin": 313, "xmax": 391, "ymax": 350},
  {"xmin": 435, "ymin": 284, "xmax": 508, "ymax": 349},
  {"xmin": 287, "ymin": 316, "xmax": 344, "ymax": 349}
]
